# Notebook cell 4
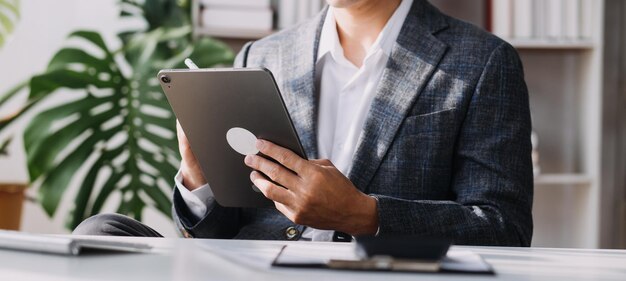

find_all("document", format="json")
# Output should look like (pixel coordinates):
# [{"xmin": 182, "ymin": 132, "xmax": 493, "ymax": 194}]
[
  {"xmin": 272, "ymin": 242, "xmax": 493, "ymax": 274},
  {"xmin": 199, "ymin": 240, "xmax": 493, "ymax": 274}
]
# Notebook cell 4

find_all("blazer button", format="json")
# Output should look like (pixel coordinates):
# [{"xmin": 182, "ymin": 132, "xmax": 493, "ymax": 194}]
[{"xmin": 285, "ymin": 226, "xmax": 299, "ymax": 240}]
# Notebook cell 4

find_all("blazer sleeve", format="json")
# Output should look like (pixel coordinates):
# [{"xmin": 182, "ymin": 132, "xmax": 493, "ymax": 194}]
[
  {"xmin": 171, "ymin": 41, "xmax": 255, "ymax": 238},
  {"xmin": 370, "ymin": 43, "xmax": 534, "ymax": 246}
]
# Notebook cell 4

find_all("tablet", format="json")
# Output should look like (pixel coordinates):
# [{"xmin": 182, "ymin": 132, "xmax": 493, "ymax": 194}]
[{"xmin": 158, "ymin": 68, "xmax": 306, "ymax": 208}]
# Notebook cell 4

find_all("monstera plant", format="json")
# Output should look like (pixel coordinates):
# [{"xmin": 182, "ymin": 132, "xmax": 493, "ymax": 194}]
[
  {"xmin": 0, "ymin": 0, "xmax": 19, "ymax": 49},
  {"xmin": 0, "ymin": 0, "xmax": 234, "ymax": 229},
  {"xmin": 0, "ymin": 0, "xmax": 19, "ymax": 154}
]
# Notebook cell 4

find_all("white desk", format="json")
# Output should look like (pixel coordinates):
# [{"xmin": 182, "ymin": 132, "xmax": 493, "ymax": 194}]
[{"xmin": 1, "ymin": 236, "xmax": 625, "ymax": 281}]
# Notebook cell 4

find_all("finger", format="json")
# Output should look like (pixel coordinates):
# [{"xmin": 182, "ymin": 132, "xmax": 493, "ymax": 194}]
[
  {"xmin": 177, "ymin": 121, "xmax": 196, "ymax": 163},
  {"xmin": 176, "ymin": 120, "xmax": 207, "ymax": 187},
  {"xmin": 250, "ymin": 171, "xmax": 292, "ymax": 205},
  {"xmin": 176, "ymin": 120, "xmax": 191, "ymax": 154},
  {"xmin": 256, "ymin": 139, "xmax": 308, "ymax": 175},
  {"xmin": 244, "ymin": 154, "xmax": 300, "ymax": 189},
  {"xmin": 176, "ymin": 120, "xmax": 187, "ymax": 142},
  {"xmin": 274, "ymin": 202, "xmax": 297, "ymax": 222}
]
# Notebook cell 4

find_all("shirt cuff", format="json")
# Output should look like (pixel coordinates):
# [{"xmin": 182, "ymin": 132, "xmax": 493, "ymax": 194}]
[{"xmin": 174, "ymin": 169, "xmax": 213, "ymax": 220}]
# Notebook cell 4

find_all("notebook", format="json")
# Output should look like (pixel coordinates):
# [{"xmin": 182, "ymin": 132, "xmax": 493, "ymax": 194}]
[{"xmin": 0, "ymin": 230, "xmax": 152, "ymax": 255}]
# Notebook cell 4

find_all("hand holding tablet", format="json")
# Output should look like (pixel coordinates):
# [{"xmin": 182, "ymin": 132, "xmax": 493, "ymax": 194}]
[{"xmin": 159, "ymin": 67, "xmax": 306, "ymax": 207}]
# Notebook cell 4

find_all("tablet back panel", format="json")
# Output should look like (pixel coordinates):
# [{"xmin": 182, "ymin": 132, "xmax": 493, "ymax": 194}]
[{"xmin": 158, "ymin": 68, "xmax": 306, "ymax": 208}]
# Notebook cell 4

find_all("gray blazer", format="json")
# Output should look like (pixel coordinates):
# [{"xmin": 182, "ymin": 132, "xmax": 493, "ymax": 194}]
[{"xmin": 172, "ymin": 0, "xmax": 533, "ymax": 246}]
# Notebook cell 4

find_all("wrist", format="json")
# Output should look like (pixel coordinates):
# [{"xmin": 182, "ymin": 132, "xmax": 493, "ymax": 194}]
[
  {"xmin": 181, "ymin": 165, "xmax": 206, "ymax": 191},
  {"xmin": 343, "ymin": 193, "xmax": 379, "ymax": 236}
]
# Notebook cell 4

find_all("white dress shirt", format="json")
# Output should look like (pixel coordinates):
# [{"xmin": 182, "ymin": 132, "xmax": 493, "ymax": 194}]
[{"xmin": 174, "ymin": 0, "xmax": 413, "ymax": 241}]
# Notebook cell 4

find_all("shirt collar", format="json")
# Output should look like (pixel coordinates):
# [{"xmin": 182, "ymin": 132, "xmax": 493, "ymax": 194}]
[
  {"xmin": 316, "ymin": 8, "xmax": 342, "ymax": 63},
  {"xmin": 316, "ymin": 0, "xmax": 414, "ymax": 63}
]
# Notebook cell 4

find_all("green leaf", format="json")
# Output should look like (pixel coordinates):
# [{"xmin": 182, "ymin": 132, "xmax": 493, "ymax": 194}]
[
  {"xmin": 67, "ymin": 159, "xmax": 104, "ymax": 230},
  {"xmin": 0, "ymin": 81, "xmax": 29, "ymax": 132},
  {"xmin": 0, "ymin": 0, "xmax": 19, "ymax": 17},
  {"xmin": 138, "ymin": 149, "xmax": 177, "ymax": 180},
  {"xmin": 47, "ymin": 48, "xmax": 112, "ymax": 73},
  {"xmin": 68, "ymin": 31, "xmax": 111, "ymax": 55},
  {"xmin": 0, "ymin": 137, "xmax": 11, "ymax": 156},
  {"xmin": 0, "ymin": 9, "xmax": 14, "ymax": 33},
  {"xmin": 29, "ymin": 70, "xmax": 115, "ymax": 100},
  {"xmin": 2, "ymin": 0, "xmax": 235, "ymax": 230},
  {"xmin": 188, "ymin": 37, "xmax": 235, "ymax": 67},
  {"xmin": 38, "ymin": 129, "xmax": 116, "ymax": 216},
  {"xmin": 67, "ymin": 145, "xmax": 125, "ymax": 229},
  {"xmin": 0, "ymin": 80, "xmax": 27, "ymax": 107},
  {"xmin": 0, "ymin": 0, "xmax": 19, "ymax": 49},
  {"xmin": 142, "ymin": 180, "xmax": 171, "ymax": 215},
  {"xmin": 24, "ymin": 96, "xmax": 117, "ymax": 180},
  {"xmin": 0, "ymin": 97, "xmax": 40, "ymax": 133},
  {"xmin": 89, "ymin": 170, "xmax": 125, "ymax": 216}
]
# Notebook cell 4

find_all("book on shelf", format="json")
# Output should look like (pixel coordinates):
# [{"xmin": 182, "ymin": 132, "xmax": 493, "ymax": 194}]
[
  {"xmin": 490, "ymin": 0, "xmax": 592, "ymax": 42},
  {"xmin": 201, "ymin": 7, "xmax": 273, "ymax": 33},
  {"xmin": 491, "ymin": 0, "xmax": 512, "ymax": 38},
  {"xmin": 532, "ymin": 0, "xmax": 546, "ymax": 39},
  {"xmin": 545, "ymin": 0, "xmax": 563, "ymax": 39},
  {"xmin": 580, "ymin": 0, "xmax": 593, "ymax": 39},
  {"xmin": 200, "ymin": 0, "xmax": 271, "ymax": 9},
  {"xmin": 297, "ymin": 0, "xmax": 311, "ymax": 24},
  {"xmin": 277, "ymin": 0, "xmax": 325, "ymax": 29},
  {"xmin": 202, "ymin": 0, "xmax": 328, "ymax": 33},
  {"xmin": 562, "ymin": 0, "xmax": 580, "ymax": 39},
  {"xmin": 310, "ymin": 0, "xmax": 323, "ymax": 15},
  {"xmin": 513, "ymin": 0, "xmax": 533, "ymax": 39},
  {"xmin": 278, "ymin": 0, "xmax": 295, "ymax": 29}
]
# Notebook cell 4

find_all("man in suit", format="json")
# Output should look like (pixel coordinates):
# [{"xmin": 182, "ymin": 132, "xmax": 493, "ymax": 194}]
[{"xmin": 74, "ymin": 0, "xmax": 533, "ymax": 246}]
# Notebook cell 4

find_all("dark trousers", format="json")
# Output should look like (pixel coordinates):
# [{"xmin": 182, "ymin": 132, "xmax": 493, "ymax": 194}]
[{"xmin": 73, "ymin": 213, "xmax": 164, "ymax": 237}]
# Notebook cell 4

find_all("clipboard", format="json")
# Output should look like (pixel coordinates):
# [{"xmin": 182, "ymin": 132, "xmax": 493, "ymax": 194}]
[{"xmin": 271, "ymin": 239, "xmax": 494, "ymax": 274}]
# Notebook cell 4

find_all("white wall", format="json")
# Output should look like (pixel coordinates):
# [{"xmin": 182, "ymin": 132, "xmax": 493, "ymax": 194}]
[{"xmin": 0, "ymin": 0, "xmax": 177, "ymax": 237}]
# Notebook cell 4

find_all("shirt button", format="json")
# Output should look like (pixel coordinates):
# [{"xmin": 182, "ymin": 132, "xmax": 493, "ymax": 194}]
[{"xmin": 285, "ymin": 226, "xmax": 299, "ymax": 240}]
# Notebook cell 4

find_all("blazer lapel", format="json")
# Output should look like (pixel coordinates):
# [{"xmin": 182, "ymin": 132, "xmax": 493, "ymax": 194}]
[
  {"xmin": 348, "ymin": 1, "xmax": 449, "ymax": 190},
  {"xmin": 278, "ymin": 8, "xmax": 328, "ymax": 160}
]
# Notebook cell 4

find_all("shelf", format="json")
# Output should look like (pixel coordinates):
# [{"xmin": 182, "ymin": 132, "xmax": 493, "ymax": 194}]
[
  {"xmin": 506, "ymin": 39, "xmax": 596, "ymax": 50},
  {"xmin": 195, "ymin": 28, "xmax": 274, "ymax": 40},
  {"xmin": 534, "ymin": 174, "xmax": 593, "ymax": 186},
  {"xmin": 195, "ymin": 31, "xmax": 597, "ymax": 49}
]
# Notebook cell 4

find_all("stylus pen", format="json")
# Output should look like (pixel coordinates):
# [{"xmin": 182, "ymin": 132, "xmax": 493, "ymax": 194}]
[{"xmin": 184, "ymin": 58, "xmax": 199, "ymax": 69}]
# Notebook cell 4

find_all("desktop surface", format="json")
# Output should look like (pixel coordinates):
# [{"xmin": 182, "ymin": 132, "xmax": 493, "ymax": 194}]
[{"xmin": 0, "ymin": 236, "xmax": 624, "ymax": 281}]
